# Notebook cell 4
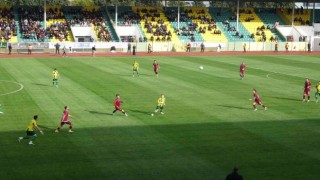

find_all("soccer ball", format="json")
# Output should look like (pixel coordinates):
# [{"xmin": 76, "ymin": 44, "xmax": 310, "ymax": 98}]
[
  {"xmin": 151, "ymin": 113, "xmax": 154, "ymax": 116},
  {"xmin": 199, "ymin": 66, "xmax": 204, "ymax": 70}
]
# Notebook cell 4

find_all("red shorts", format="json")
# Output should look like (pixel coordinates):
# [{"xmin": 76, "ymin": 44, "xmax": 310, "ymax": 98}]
[
  {"xmin": 61, "ymin": 121, "xmax": 72, "ymax": 126},
  {"xmin": 115, "ymin": 106, "xmax": 122, "ymax": 111},
  {"xmin": 304, "ymin": 89, "xmax": 310, "ymax": 95},
  {"xmin": 240, "ymin": 70, "xmax": 245, "ymax": 74},
  {"xmin": 154, "ymin": 69, "xmax": 158, "ymax": 74},
  {"xmin": 255, "ymin": 99, "xmax": 262, "ymax": 104}
]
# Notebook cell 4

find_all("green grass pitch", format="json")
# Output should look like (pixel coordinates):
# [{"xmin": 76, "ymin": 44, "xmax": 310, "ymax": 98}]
[{"xmin": 0, "ymin": 55, "xmax": 320, "ymax": 179}]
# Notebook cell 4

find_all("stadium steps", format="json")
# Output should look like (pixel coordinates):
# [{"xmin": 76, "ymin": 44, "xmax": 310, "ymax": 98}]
[
  {"xmin": 209, "ymin": 8, "xmax": 251, "ymax": 42},
  {"xmin": 107, "ymin": 6, "xmax": 147, "ymax": 42},
  {"xmin": 279, "ymin": 9, "xmax": 312, "ymax": 26},
  {"xmin": 159, "ymin": 12, "xmax": 185, "ymax": 51},
  {"xmin": 184, "ymin": 7, "xmax": 227, "ymax": 43},
  {"xmin": 102, "ymin": 11, "xmax": 120, "ymax": 42},
  {"xmin": 239, "ymin": 8, "xmax": 275, "ymax": 42},
  {"xmin": 136, "ymin": 24, "xmax": 147, "ymax": 42}
]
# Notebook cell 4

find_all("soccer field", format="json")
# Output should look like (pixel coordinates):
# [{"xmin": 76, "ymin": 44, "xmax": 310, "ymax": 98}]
[{"xmin": 0, "ymin": 55, "xmax": 320, "ymax": 179}]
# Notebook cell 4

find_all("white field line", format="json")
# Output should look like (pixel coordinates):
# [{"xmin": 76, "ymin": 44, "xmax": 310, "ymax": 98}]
[{"xmin": 0, "ymin": 80, "xmax": 24, "ymax": 96}]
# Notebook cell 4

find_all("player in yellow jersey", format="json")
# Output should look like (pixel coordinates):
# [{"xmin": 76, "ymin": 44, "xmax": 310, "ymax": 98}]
[
  {"xmin": 315, "ymin": 81, "xmax": 320, "ymax": 103},
  {"xmin": 154, "ymin": 94, "xmax": 166, "ymax": 114},
  {"xmin": 52, "ymin": 68, "xmax": 59, "ymax": 87},
  {"xmin": 132, "ymin": 60, "xmax": 140, "ymax": 77},
  {"xmin": 18, "ymin": 115, "xmax": 44, "ymax": 145}
]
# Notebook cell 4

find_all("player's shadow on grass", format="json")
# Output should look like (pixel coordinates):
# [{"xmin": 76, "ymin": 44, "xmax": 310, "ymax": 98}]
[
  {"xmin": 129, "ymin": 109, "xmax": 151, "ymax": 115},
  {"xmin": 38, "ymin": 125, "xmax": 55, "ymax": 130},
  {"xmin": 266, "ymin": 96, "xmax": 301, "ymax": 102},
  {"xmin": 111, "ymin": 73, "xmax": 153, "ymax": 77},
  {"xmin": 86, "ymin": 110, "xmax": 113, "ymax": 115},
  {"xmin": 33, "ymin": 83, "xmax": 51, "ymax": 87},
  {"xmin": 216, "ymin": 105, "xmax": 251, "ymax": 110}
]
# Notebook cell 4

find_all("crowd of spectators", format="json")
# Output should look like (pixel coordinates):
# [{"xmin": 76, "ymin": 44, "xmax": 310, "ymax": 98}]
[
  {"xmin": 293, "ymin": 17, "xmax": 310, "ymax": 25},
  {"xmin": 65, "ymin": 7, "xmax": 112, "ymax": 42},
  {"xmin": 46, "ymin": 7, "xmax": 70, "ymax": 42},
  {"xmin": 18, "ymin": 6, "xmax": 46, "ymax": 41},
  {"xmin": 167, "ymin": 8, "xmax": 222, "ymax": 42},
  {"xmin": 47, "ymin": 21, "xmax": 70, "ymax": 41},
  {"xmin": 119, "ymin": 12, "xmax": 140, "ymax": 26},
  {"xmin": 138, "ymin": 8, "xmax": 172, "ymax": 42},
  {"xmin": 0, "ymin": 7, "xmax": 17, "ymax": 42},
  {"xmin": 47, "ymin": 7, "xmax": 64, "ymax": 20}
]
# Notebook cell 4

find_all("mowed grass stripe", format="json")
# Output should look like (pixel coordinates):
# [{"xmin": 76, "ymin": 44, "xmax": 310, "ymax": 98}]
[
  {"xmin": 79, "ymin": 57, "xmax": 223, "ymax": 124},
  {"xmin": 164, "ymin": 56, "xmax": 308, "ymax": 120},
  {"xmin": 0, "ymin": 56, "xmax": 320, "ymax": 180},
  {"xmin": 215, "ymin": 55, "xmax": 320, "ymax": 81}
]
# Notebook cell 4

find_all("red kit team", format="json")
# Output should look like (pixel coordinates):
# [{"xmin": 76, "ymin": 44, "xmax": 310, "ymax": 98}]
[
  {"xmin": 240, "ymin": 62, "xmax": 246, "ymax": 80},
  {"xmin": 302, "ymin": 78, "xmax": 311, "ymax": 102}
]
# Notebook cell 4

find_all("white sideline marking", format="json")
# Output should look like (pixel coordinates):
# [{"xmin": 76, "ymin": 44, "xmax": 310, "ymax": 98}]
[
  {"xmin": 266, "ymin": 72, "xmax": 278, "ymax": 79},
  {"xmin": 0, "ymin": 80, "xmax": 24, "ymax": 96}
]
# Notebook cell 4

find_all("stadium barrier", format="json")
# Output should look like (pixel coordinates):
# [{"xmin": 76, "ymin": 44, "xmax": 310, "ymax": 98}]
[{"xmin": 0, "ymin": 41, "xmax": 312, "ymax": 54}]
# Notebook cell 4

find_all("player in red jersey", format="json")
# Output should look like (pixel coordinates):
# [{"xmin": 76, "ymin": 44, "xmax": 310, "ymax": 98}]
[
  {"xmin": 303, "ymin": 78, "xmax": 312, "ymax": 102},
  {"xmin": 55, "ymin": 106, "xmax": 74, "ymax": 133},
  {"xmin": 252, "ymin": 89, "xmax": 267, "ymax": 111},
  {"xmin": 153, "ymin": 60, "xmax": 160, "ymax": 78},
  {"xmin": 112, "ymin": 94, "xmax": 128, "ymax": 116},
  {"xmin": 240, "ymin": 62, "xmax": 246, "ymax": 80}
]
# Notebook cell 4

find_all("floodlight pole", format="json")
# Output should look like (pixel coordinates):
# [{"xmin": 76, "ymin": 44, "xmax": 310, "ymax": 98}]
[
  {"xmin": 291, "ymin": 1, "xmax": 295, "ymax": 27},
  {"xmin": 312, "ymin": 0, "xmax": 315, "ymax": 26},
  {"xmin": 115, "ymin": 0, "xmax": 118, "ymax": 27},
  {"xmin": 44, "ymin": 0, "xmax": 46, "ymax": 29},
  {"xmin": 236, "ymin": 0, "xmax": 239, "ymax": 31},
  {"xmin": 178, "ymin": 0, "xmax": 180, "ymax": 30}
]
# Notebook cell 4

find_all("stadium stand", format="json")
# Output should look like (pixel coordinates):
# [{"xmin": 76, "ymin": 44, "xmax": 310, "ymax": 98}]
[
  {"xmin": 0, "ymin": 5, "xmax": 17, "ymax": 43},
  {"xmin": 255, "ymin": 8, "xmax": 285, "ymax": 42},
  {"xmin": 279, "ymin": 7, "xmax": 312, "ymax": 26},
  {"xmin": 165, "ymin": 7, "xmax": 204, "ymax": 42},
  {"xmin": 63, "ymin": 6, "xmax": 118, "ymax": 42},
  {"xmin": 108, "ymin": 6, "xmax": 140, "ymax": 26},
  {"xmin": 313, "ymin": 9, "xmax": 320, "ymax": 23},
  {"xmin": 15, "ymin": 6, "xmax": 50, "ymax": 42},
  {"xmin": 102, "ymin": 11, "xmax": 119, "ymax": 42},
  {"xmin": 107, "ymin": 6, "xmax": 142, "ymax": 42},
  {"xmin": 46, "ymin": 6, "xmax": 74, "ymax": 42},
  {"xmin": 239, "ymin": 8, "xmax": 278, "ymax": 42},
  {"xmin": 183, "ymin": 7, "xmax": 227, "ymax": 42},
  {"xmin": 133, "ymin": 6, "xmax": 176, "ymax": 42},
  {"xmin": 209, "ymin": 8, "xmax": 251, "ymax": 42}
]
